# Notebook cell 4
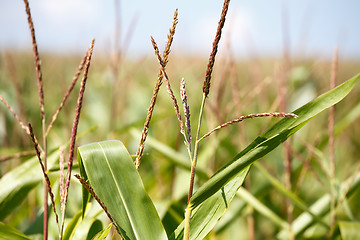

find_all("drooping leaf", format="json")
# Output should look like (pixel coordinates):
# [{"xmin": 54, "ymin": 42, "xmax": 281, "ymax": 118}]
[
  {"xmin": 170, "ymin": 73, "xmax": 360, "ymax": 239},
  {"xmin": 78, "ymin": 140, "xmax": 167, "ymax": 240}
]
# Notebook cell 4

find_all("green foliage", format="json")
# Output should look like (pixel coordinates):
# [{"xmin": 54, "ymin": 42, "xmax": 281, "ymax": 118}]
[
  {"xmin": 0, "ymin": 149, "xmax": 59, "ymax": 220},
  {"xmin": 339, "ymin": 221, "xmax": 360, "ymax": 240},
  {"xmin": 78, "ymin": 140, "xmax": 167, "ymax": 240},
  {"xmin": 1, "ymin": 7, "xmax": 360, "ymax": 238},
  {"xmin": 91, "ymin": 223, "xmax": 112, "ymax": 240},
  {"xmin": 75, "ymin": 74, "xmax": 360, "ymax": 240},
  {"xmin": 0, "ymin": 222, "xmax": 31, "ymax": 240}
]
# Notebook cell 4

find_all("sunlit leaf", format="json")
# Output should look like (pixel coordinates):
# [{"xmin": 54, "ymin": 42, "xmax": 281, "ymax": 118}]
[{"xmin": 78, "ymin": 140, "xmax": 167, "ymax": 240}]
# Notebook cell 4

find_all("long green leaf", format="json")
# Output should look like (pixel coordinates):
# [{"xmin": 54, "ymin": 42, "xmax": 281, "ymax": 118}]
[
  {"xmin": 78, "ymin": 140, "xmax": 167, "ymax": 240},
  {"xmin": 0, "ymin": 222, "xmax": 31, "ymax": 240},
  {"xmin": 0, "ymin": 149, "xmax": 59, "ymax": 220},
  {"xmin": 170, "ymin": 73, "xmax": 360, "ymax": 239},
  {"xmin": 190, "ymin": 73, "xmax": 360, "ymax": 209}
]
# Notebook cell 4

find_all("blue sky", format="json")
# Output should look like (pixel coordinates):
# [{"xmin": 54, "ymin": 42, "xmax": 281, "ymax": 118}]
[{"xmin": 1, "ymin": 0, "xmax": 359, "ymax": 59}]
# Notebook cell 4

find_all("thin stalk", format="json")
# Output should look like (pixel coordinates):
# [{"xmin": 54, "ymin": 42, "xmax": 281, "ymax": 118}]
[
  {"xmin": 280, "ymin": 2, "xmax": 293, "ymax": 238},
  {"xmin": 74, "ymin": 174, "xmax": 121, "ymax": 236},
  {"xmin": 23, "ymin": 0, "xmax": 47, "ymax": 237},
  {"xmin": 0, "ymin": 96, "xmax": 43, "ymax": 153},
  {"xmin": 198, "ymin": 112, "xmax": 297, "ymax": 142},
  {"xmin": 46, "ymin": 55, "xmax": 87, "ymax": 135},
  {"xmin": 329, "ymin": 46, "xmax": 338, "ymax": 234},
  {"xmin": 42, "ymin": 120, "xmax": 48, "ymax": 240},
  {"xmin": 29, "ymin": 123, "xmax": 59, "ymax": 231},
  {"xmin": 5, "ymin": 52, "xmax": 28, "ymax": 145},
  {"xmin": 60, "ymin": 39, "xmax": 94, "ymax": 239},
  {"xmin": 135, "ymin": 9, "xmax": 178, "ymax": 169},
  {"xmin": 0, "ymin": 150, "xmax": 35, "ymax": 162},
  {"xmin": 184, "ymin": 0, "xmax": 230, "ymax": 238},
  {"xmin": 184, "ymin": 93, "xmax": 206, "ymax": 240}
]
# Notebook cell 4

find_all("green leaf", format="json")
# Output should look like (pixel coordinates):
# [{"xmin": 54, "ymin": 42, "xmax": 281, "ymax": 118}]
[
  {"xmin": 339, "ymin": 221, "xmax": 360, "ymax": 240},
  {"xmin": 162, "ymin": 196, "xmax": 187, "ymax": 237},
  {"xmin": 91, "ymin": 223, "xmax": 112, "ymax": 240},
  {"xmin": 171, "ymin": 73, "xmax": 360, "ymax": 239},
  {"xmin": 170, "ymin": 167, "xmax": 249, "ymax": 240},
  {"xmin": 0, "ymin": 149, "xmax": 59, "ymax": 220},
  {"xmin": 63, "ymin": 210, "xmax": 83, "ymax": 240},
  {"xmin": 190, "ymin": 73, "xmax": 360, "ymax": 209},
  {"xmin": 86, "ymin": 219, "xmax": 103, "ymax": 240},
  {"xmin": 0, "ymin": 222, "xmax": 31, "ymax": 240},
  {"xmin": 78, "ymin": 140, "xmax": 167, "ymax": 240},
  {"xmin": 78, "ymin": 149, "xmax": 90, "ymax": 219}
]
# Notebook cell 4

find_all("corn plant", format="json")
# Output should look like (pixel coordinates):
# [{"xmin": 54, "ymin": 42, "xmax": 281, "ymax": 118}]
[
  {"xmin": 76, "ymin": 1, "xmax": 360, "ymax": 239},
  {"xmin": 1, "ymin": 0, "xmax": 360, "ymax": 240}
]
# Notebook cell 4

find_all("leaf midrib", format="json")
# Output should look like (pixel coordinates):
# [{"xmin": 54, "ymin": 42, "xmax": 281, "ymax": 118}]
[{"xmin": 98, "ymin": 142, "xmax": 139, "ymax": 239}]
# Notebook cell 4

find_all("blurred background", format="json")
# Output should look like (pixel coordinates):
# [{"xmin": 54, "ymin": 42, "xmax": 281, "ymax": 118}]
[{"xmin": 1, "ymin": 0, "xmax": 360, "ymax": 59}]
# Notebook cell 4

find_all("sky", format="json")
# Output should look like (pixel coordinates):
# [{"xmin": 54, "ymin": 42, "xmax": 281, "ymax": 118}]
[{"xmin": 1, "ymin": 0, "xmax": 360, "ymax": 59}]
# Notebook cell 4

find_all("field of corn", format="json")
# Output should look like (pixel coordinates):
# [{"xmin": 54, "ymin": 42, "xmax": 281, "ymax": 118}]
[{"xmin": 1, "ymin": 1, "xmax": 360, "ymax": 240}]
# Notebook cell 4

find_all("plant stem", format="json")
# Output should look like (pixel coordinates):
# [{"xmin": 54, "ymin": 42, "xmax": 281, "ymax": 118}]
[
  {"xmin": 184, "ymin": 93, "xmax": 206, "ymax": 240},
  {"xmin": 42, "ymin": 119, "xmax": 48, "ymax": 240},
  {"xmin": 329, "ymin": 46, "xmax": 338, "ymax": 234}
]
